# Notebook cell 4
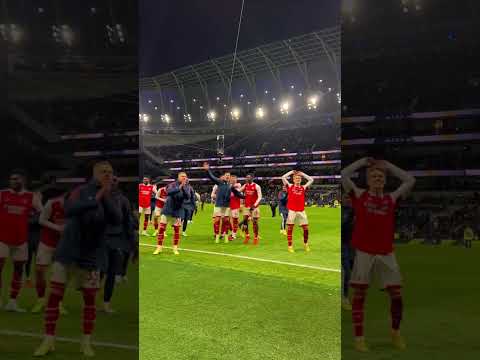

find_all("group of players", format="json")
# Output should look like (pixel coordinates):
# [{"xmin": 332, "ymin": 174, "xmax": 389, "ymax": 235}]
[
  {"xmin": 138, "ymin": 162, "xmax": 315, "ymax": 253},
  {"xmin": 0, "ymin": 161, "xmax": 137, "ymax": 357}
]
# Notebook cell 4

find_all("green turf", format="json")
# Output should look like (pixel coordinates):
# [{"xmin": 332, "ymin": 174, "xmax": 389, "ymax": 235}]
[
  {"xmin": 341, "ymin": 243, "xmax": 480, "ymax": 359},
  {"xmin": 0, "ymin": 259, "xmax": 139, "ymax": 359},
  {"xmin": 140, "ymin": 204, "xmax": 341, "ymax": 360}
]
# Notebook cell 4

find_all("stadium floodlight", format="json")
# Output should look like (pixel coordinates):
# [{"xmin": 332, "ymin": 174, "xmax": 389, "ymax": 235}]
[
  {"xmin": 207, "ymin": 110, "xmax": 217, "ymax": 122},
  {"xmin": 298, "ymin": 93, "xmax": 303, "ymax": 97},
  {"xmin": 139, "ymin": 113, "xmax": 150, "ymax": 122},
  {"xmin": 290, "ymin": 85, "xmax": 295, "ymax": 89},
  {"xmin": 161, "ymin": 114, "xmax": 171, "ymax": 123},
  {"xmin": 193, "ymin": 98, "xmax": 197, "ymax": 103},
  {"xmin": 184, "ymin": 113, "xmax": 192, "ymax": 123},
  {"xmin": 177, "ymin": 106, "xmax": 181, "ymax": 110},
  {"xmin": 148, "ymin": 99, "xmax": 152, "ymax": 103},
  {"xmin": 154, "ymin": 106, "xmax": 158, "ymax": 110},
  {"xmin": 255, "ymin": 107, "xmax": 265, "ymax": 119},
  {"xmin": 230, "ymin": 108, "xmax": 241, "ymax": 120},
  {"xmin": 307, "ymin": 95, "xmax": 319, "ymax": 110},
  {"xmin": 216, "ymin": 97, "xmax": 220, "ymax": 101},
  {"xmin": 52, "ymin": 25, "xmax": 74, "ymax": 46},
  {"xmin": 280, "ymin": 100, "xmax": 291, "ymax": 115},
  {"xmin": 264, "ymin": 90, "xmax": 269, "ymax": 94},
  {"xmin": 240, "ymin": 94, "xmax": 244, "ymax": 98}
]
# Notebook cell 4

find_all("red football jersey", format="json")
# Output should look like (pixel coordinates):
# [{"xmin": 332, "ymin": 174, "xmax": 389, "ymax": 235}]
[
  {"xmin": 287, "ymin": 185, "xmax": 306, "ymax": 212},
  {"xmin": 230, "ymin": 183, "xmax": 241, "ymax": 210},
  {"xmin": 40, "ymin": 197, "xmax": 65, "ymax": 248},
  {"xmin": 155, "ymin": 187, "xmax": 167, "ymax": 209},
  {"xmin": 0, "ymin": 189, "xmax": 34, "ymax": 246},
  {"xmin": 138, "ymin": 184, "xmax": 154, "ymax": 208},
  {"xmin": 351, "ymin": 191, "xmax": 397, "ymax": 255},
  {"xmin": 244, "ymin": 183, "xmax": 259, "ymax": 208}
]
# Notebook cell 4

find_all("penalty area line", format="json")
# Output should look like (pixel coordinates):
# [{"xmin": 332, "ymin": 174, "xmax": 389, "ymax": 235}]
[
  {"xmin": 139, "ymin": 242, "xmax": 340, "ymax": 273},
  {"xmin": 0, "ymin": 330, "xmax": 138, "ymax": 351}
]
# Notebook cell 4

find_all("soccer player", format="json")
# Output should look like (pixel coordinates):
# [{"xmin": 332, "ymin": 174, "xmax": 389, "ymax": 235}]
[
  {"xmin": 278, "ymin": 185, "xmax": 289, "ymax": 235},
  {"xmin": 240, "ymin": 174, "xmax": 262, "ymax": 245},
  {"xmin": 31, "ymin": 190, "xmax": 68, "ymax": 314},
  {"xmin": 34, "ymin": 161, "xmax": 118, "ymax": 357},
  {"xmin": 200, "ymin": 192, "xmax": 206, "ymax": 211},
  {"xmin": 281, "ymin": 170, "xmax": 314, "ymax": 253},
  {"xmin": 0, "ymin": 169, "xmax": 43, "ymax": 312},
  {"xmin": 341, "ymin": 157, "xmax": 415, "ymax": 352},
  {"xmin": 153, "ymin": 172, "xmax": 189, "ymax": 255},
  {"xmin": 152, "ymin": 184, "xmax": 167, "ymax": 236},
  {"xmin": 181, "ymin": 179, "xmax": 196, "ymax": 237},
  {"xmin": 203, "ymin": 163, "xmax": 244, "ymax": 244},
  {"xmin": 101, "ymin": 176, "xmax": 135, "ymax": 314},
  {"xmin": 139, "ymin": 176, "xmax": 155, "ymax": 236},
  {"xmin": 228, "ymin": 175, "xmax": 242, "ymax": 241}
]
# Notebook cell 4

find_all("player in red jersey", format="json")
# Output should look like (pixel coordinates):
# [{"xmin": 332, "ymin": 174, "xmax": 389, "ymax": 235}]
[
  {"xmin": 152, "ymin": 185, "xmax": 167, "ymax": 236},
  {"xmin": 139, "ymin": 176, "xmax": 155, "ymax": 236},
  {"xmin": 281, "ymin": 170, "xmax": 314, "ymax": 253},
  {"xmin": 240, "ymin": 174, "xmax": 262, "ymax": 245},
  {"xmin": 31, "ymin": 192, "xmax": 68, "ymax": 314},
  {"xmin": 0, "ymin": 169, "xmax": 43, "ymax": 312},
  {"xmin": 228, "ymin": 175, "xmax": 241, "ymax": 241},
  {"xmin": 341, "ymin": 157, "xmax": 415, "ymax": 352}
]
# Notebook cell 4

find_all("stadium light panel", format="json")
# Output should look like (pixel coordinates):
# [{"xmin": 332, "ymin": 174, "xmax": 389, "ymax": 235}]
[
  {"xmin": 307, "ymin": 95, "xmax": 319, "ymax": 110},
  {"xmin": 161, "ymin": 114, "xmax": 171, "ymax": 123},
  {"xmin": 183, "ymin": 113, "xmax": 192, "ymax": 123},
  {"xmin": 140, "ymin": 113, "xmax": 150, "ymax": 122},
  {"xmin": 207, "ymin": 110, "xmax": 217, "ymax": 121},
  {"xmin": 280, "ymin": 100, "xmax": 291, "ymax": 115},
  {"xmin": 255, "ymin": 107, "xmax": 265, "ymax": 119},
  {"xmin": 231, "ymin": 108, "xmax": 241, "ymax": 120}
]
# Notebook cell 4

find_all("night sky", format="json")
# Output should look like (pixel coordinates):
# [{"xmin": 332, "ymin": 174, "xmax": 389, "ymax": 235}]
[{"xmin": 140, "ymin": 0, "xmax": 339, "ymax": 77}]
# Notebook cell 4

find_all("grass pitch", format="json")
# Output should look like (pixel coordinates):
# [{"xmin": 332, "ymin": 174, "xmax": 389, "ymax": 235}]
[
  {"xmin": 140, "ymin": 204, "xmax": 341, "ymax": 360},
  {"xmin": 341, "ymin": 243, "xmax": 480, "ymax": 359}
]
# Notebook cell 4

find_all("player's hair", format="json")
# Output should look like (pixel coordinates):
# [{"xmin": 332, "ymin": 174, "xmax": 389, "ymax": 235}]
[
  {"xmin": 10, "ymin": 168, "xmax": 27, "ymax": 178},
  {"xmin": 178, "ymin": 171, "xmax": 187, "ymax": 177},
  {"xmin": 367, "ymin": 166, "xmax": 387, "ymax": 176},
  {"xmin": 93, "ymin": 160, "xmax": 112, "ymax": 172}
]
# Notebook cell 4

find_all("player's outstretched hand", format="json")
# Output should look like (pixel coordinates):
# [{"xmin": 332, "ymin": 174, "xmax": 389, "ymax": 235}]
[{"xmin": 203, "ymin": 162, "xmax": 209, "ymax": 170}]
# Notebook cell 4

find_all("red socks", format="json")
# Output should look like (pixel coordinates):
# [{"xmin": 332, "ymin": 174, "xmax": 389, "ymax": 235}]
[
  {"xmin": 221, "ymin": 217, "xmax": 230, "ymax": 235},
  {"xmin": 143, "ymin": 217, "xmax": 148, "ymax": 231},
  {"xmin": 214, "ymin": 217, "xmax": 221, "ymax": 235},
  {"xmin": 387, "ymin": 286, "xmax": 403, "ymax": 331},
  {"xmin": 35, "ymin": 265, "xmax": 48, "ymax": 298},
  {"xmin": 173, "ymin": 225, "xmax": 180, "ymax": 246},
  {"xmin": 253, "ymin": 220, "xmax": 259, "ymax": 237},
  {"xmin": 154, "ymin": 218, "xmax": 159, "ymax": 230},
  {"xmin": 45, "ymin": 281, "xmax": 66, "ymax": 336},
  {"xmin": 351, "ymin": 284, "xmax": 368, "ymax": 337},
  {"xmin": 82, "ymin": 288, "xmax": 97, "ymax": 335},
  {"xmin": 10, "ymin": 261, "xmax": 24, "ymax": 299},
  {"xmin": 301, "ymin": 225, "xmax": 309, "ymax": 244},
  {"xmin": 287, "ymin": 224, "xmax": 294, "ymax": 246},
  {"xmin": 157, "ymin": 223, "xmax": 167, "ymax": 246}
]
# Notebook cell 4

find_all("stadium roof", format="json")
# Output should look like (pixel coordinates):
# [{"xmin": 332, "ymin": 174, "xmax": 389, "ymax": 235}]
[{"xmin": 139, "ymin": 26, "xmax": 340, "ymax": 91}]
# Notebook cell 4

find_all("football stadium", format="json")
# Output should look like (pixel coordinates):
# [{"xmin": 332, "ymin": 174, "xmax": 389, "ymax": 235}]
[
  {"xmin": 138, "ymin": 3, "xmax": 341, "ymax": 359},
  {"xmin": 341, "ymin": 1, "xmax": 480, "ymax": 359},
  {"xmin": 2, "ymin": 1, "xmax": 139, "ymax": 359}
]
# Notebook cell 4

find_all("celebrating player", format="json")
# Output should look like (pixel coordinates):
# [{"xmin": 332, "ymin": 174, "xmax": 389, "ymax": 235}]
[
  {"xmin": 139, "ymin": 176, "xmax": 155, "ymax": 236},
  {"xmin": 240, "ymin": 174, "xmax": 262, "ymax": 245},
  {"xmin": 0, "ymin": 169, "xmax": 43, "ymax": 312},
  {"xmin": 228, "ymin": 175, "xmax": 242, "ymax": 241},
  {"xmin": 34, "ymin": 161, "xmax": 118, "ymax": 357},
  {"xmin": 31, "ymin": 190, "xmax": 68, "ymax": 314},
  {"xmin": 341, "ymin": 157, "xmax": 415, "ymax": 352},
  {"xmin": 153, "ymin": 172, "xmax": 189, "ymax": 255},
  {"xmin": 203, "ymin": 163, "xmax": 244, "ymax": 244},
  {"xmin": 152, "ymin": 184, "xmax": 167, "ymax": 236},
  {"xmin": 281, "ymin": 170, "xmax": 314, "ymax": 252}
]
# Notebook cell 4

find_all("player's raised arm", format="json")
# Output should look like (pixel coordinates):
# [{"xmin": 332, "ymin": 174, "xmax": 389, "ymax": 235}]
[
  {"xmin": 211, "ymin": 184, "xmax": 218, "ymax": 200},
  {"xmin": 384, "ymin": 161, "xmax": 416, "ymax": 201},
  {"xmin": 300, "ymin": 172, "xmax": 314, "ymax": 189},
  {"xmin": 39, "ymin": 199, "xmax": 63, "ymax": 232},
  {"xmin": 341, "ymin": 158, "xmax": 370, "ymax": 198},
  {"xmin": 253, "ymin": 184, "xmax": 262, "ymax": 208},
  {"xmin": 281, "ymin": 170, "xmax": 294, "ymax": 186},
  {"xmin": 203, "ymin": 162, "xmax": 222, "ymax": 185}
]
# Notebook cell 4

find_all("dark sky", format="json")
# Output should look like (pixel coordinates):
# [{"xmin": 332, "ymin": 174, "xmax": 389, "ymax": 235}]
[{"xmin": 140, "ymin": 0, "xmax": 339, "ymax": 77}]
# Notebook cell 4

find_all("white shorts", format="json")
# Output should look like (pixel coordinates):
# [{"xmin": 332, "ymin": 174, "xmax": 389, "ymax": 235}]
[
  {"xmin": 154, "ymin": 207, "xmax": 164, "ymax": 217},
  {"xmin": 36, "ymin": 242, "xmax": 56, "ymax": 266},
  {"xmin": 287, "ymin": 210, "xmax": 308, "ymax": 226},
  {"xmin": 350, "ymin": 250, "xmax": 402, "ymax": 288},
  {"xmin": 0, "ymin": 242, "xmax": 28, "ymax": 262},
  {"xmin": 213, "ymin": 207, "xmax": 230, "ymax": 217},
  {"xmin": 159, "ymin": 214, "xmax": 182, "ymax": 227},
  {"xmin": 230, "ymin": 208, "xmax": 240, "ymax": 218},
  {"xmin": 139, "ymin": 206, "xmax": 151, "ymax": 215},
  {"xmin": 50, "ymin": 261, "xmax": 100, "ymax": 289}
]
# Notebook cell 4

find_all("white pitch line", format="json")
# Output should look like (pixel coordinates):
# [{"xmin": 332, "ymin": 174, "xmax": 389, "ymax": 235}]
[
  {"xmin": 0, "ymin": 330, "xmax": 138, "ymax": 351},
  {"xmin": 139, "ymin": 243, "xmax": 340, "ymax": 273}
]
